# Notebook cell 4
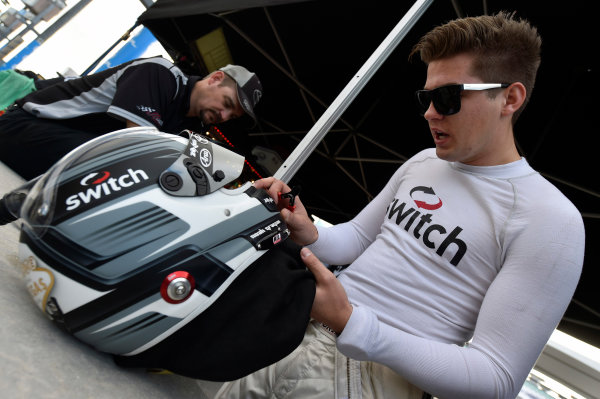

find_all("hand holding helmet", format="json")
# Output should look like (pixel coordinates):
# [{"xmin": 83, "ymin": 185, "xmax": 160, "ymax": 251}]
[{"xmin": 254, "ymin": 177, "xmax": 318, "ymax": 246}]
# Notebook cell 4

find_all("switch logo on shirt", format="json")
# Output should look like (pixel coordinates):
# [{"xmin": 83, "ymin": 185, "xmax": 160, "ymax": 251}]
[
  {"xmin": 409, "ymin": 186, "xmax": 443, "ymax": 210},
  {"xmin": 386, "ymin": 186, "xmax": 467, "ymax": 267}
]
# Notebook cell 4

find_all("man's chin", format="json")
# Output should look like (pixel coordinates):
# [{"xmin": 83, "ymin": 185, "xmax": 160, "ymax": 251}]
[
  {"xmin": 435, "ymin": 147, "xmax": 456, "ymax": 162},
  {"xmin": 200, "ymin": 114, "xmax": 219, "ymax": 125},
  {"xmin": 198, "ymin": 112, "xmax": 209, "ymax": 124}
]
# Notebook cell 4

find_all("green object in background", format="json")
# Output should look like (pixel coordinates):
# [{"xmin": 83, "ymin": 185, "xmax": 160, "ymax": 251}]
[{"xmin": 0, "ymin": 70, "xmax": 36, "ymax": 111}]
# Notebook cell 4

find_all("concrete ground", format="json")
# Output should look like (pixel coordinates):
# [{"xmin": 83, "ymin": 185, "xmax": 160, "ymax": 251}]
[{"xmin": 0, "ymin": 162, "xmax": 224, "ymax": 399}]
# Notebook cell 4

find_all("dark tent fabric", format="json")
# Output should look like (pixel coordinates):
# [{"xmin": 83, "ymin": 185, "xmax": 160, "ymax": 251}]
[{"xmin": 138, "ymin": 0, "xmax": 599, "ymax": 348}]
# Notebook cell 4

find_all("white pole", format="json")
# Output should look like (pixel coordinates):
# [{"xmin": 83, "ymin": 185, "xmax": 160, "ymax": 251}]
[{"xmin": 274, "ymin": 0, "xmax": 434, "ymax": 182}]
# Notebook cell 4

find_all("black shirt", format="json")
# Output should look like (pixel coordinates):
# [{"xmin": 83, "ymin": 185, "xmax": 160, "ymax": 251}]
[{"xmin": 17, "ymin": 57, "xmax": 201, "ymax": 135}]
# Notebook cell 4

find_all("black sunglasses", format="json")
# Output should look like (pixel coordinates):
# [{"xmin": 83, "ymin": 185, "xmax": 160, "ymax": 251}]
[{"xmin": 415, "ymin": 83, "xmax": 511, "ymax": 116}]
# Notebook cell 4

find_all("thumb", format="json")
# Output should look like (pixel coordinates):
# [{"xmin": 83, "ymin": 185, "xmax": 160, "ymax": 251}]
[
  {"xmin": 280, "ymin": 207, "xmax": 292, "ymax": 223},
  {"xmin": 301, "ymin": 248, "xmax": 328, "ymax": 280}
]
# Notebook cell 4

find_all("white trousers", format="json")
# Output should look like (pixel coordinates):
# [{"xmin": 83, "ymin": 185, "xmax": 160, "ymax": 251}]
[{"xmin": 215, "ymin": 321, "xmax": 423, "ymax": 399}]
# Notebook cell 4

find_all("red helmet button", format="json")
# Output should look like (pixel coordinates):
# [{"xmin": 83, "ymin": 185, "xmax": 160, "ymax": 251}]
[{"xmin": 160, "ymin": 271, "xmax": 195, "ymax": 304}]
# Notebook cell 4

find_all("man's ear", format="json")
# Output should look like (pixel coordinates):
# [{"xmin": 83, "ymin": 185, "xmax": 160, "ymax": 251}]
[
  {"xmin": 208, "ymin": 70, "xmax": 225, "ymax": 85},
  {"xmin": 502, "ymin": 82, "xmax": 526, "ymax": 117}
]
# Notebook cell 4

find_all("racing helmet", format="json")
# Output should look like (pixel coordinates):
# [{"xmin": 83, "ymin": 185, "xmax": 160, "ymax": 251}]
[{"xmin": 8, "ymin": 127, "xmax": 314, "ymax": 379}]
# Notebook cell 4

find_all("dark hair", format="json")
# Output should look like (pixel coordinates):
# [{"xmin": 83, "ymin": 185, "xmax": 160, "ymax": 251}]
[{"xmin": 410, "ymin": 11, "xmax": 541, "ymax": 122}]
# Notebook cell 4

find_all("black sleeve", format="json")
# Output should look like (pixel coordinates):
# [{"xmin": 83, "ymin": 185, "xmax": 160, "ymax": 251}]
[{"xmin": 108, "ymin": 62, "xmax": 179, "ymax": 129}]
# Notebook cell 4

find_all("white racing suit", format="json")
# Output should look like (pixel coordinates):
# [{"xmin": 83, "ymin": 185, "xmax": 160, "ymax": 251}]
[{"xmin": 215, "ymin": 321, "xmax": 424, "ymax": 399}]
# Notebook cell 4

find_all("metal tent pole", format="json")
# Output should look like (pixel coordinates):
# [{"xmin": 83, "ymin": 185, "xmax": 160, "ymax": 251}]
[
  {"xmin": 274, "ymin": 0, "xmax": 434, "ymax": 182},
  {"xmin": 81, "ymin": 0, "xmax": 154, "ymax": 76}
]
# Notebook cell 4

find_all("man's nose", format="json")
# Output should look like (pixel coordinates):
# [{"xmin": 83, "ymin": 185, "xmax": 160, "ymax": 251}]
[
  {"xmin": 424, "ymin": 102, "xmax": 442, "ymax": 120},
  {"xmin": 220, "ymin": 109, "xmax": 233, "ymax": 122}
]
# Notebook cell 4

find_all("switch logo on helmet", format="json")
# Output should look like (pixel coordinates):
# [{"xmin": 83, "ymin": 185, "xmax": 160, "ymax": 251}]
[
  {"xmin": 80, "ymin": 171, "xmax": 111, "ymax": 186},
  {"xmin": 65, "ymin": 168, "xmax": 149, "ymax": 211}
]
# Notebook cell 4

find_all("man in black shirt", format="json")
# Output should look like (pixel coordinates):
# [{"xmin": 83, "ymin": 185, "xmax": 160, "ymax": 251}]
[{"xmin": 0, "ymin": 57, "xmax": 262, "ymax": 179}]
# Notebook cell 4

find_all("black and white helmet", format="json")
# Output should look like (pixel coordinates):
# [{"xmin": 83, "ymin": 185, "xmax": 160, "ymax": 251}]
[{"xmin": 14, "ymin": 127, "xmax": 298, "ymax": 360}]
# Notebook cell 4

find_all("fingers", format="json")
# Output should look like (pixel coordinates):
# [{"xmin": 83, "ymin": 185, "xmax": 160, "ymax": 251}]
[
  {"xmin": 253, "ymin": 177, "xmax": 276, "ymax": 190},
  {"xmin": 253, "ymin": 177, "xmax": 293, "ymax": 208},
  {"xmin": 254, "ymin": 177, "xmax": 289, "ymax": 193},
  {"xmin": 254, "ymin": 178, "xmax": 317, "ymax": 245}
]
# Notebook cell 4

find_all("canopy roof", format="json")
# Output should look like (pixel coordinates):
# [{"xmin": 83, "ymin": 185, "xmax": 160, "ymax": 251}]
[{"xmin": 138, "ymin": 0, "xmax": 598, "ymax": 347}]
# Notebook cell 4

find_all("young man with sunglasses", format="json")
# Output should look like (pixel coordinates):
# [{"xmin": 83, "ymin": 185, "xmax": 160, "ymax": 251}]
[{"xmin": 216, "ymin": 12, "xmax": 584, "ymax": 399}]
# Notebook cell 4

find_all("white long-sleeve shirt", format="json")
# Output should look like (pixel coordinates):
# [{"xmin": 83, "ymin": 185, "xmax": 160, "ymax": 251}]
[{"xmin": 308, "ymin": 148, "xmax": 585, "ymax": 399}]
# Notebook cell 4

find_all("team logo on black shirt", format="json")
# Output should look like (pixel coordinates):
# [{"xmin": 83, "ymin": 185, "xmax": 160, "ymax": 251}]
[{"xmin": 137, "ymin": 105, "xmax": 163, "ymax": 126}]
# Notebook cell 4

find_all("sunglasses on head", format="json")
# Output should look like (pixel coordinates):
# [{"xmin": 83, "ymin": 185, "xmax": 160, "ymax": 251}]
[{"xmin": 415, "ymin": 83, "xmax": 511, "ymax": 116}]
